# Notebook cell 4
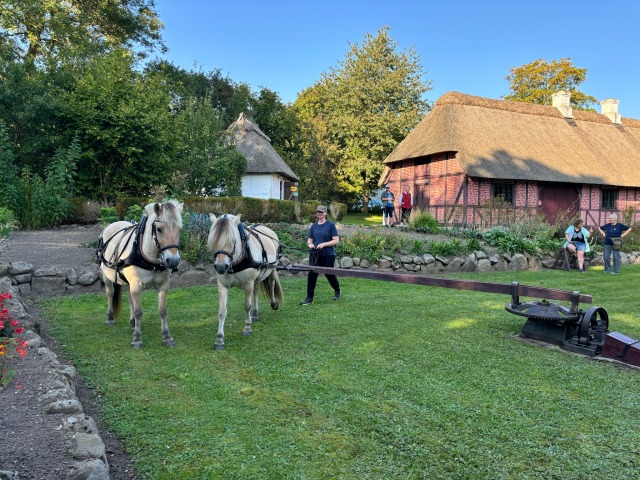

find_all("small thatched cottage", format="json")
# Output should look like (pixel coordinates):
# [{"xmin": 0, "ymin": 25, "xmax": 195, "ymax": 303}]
[
  {"xmin": 227, "ymin": 113, "xmax": 299, "ymax": 200},
  {"xmin": 379, "ymin": 91, "xmax": 640, "ymax": 227}
]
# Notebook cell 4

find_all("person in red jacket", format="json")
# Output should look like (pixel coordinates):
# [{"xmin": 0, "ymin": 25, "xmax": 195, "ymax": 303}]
[{"xmin": 400, "ymin": 185, "xmax": 413, "ymax": 225}]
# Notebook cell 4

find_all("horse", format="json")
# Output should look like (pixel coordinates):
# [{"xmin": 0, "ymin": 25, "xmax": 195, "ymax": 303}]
[
  {"xmin": 97, "ymin": 200, "xmax": 184, "ymax": 349},
  {"xmin": 207, "ymin": 214, "xmax": 283, "ymax": 350}
]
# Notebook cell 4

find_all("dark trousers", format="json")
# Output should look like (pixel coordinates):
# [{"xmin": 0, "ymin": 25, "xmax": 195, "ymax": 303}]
[
  {"xmin": 307, "ymin": 253, "xmax": 340, "ymax": 299},
  {"xmin": 401, "ymin": 208, "xmax": 411, "ymax": 222}
]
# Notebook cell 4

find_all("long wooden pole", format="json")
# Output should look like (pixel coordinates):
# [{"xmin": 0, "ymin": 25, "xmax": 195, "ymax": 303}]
[{"xmin": 281, "ymin": 265, "xmax": 592, "ymax": 305}]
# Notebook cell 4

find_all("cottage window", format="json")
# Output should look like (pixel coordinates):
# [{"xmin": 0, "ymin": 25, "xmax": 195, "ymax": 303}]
[
  {"xmin": 602, "ymin": 189, "xmax": 617, "ymax": 210},
  {"xmin": 493, "ymin": 183, "xmax": 514, "ymax": 205}
]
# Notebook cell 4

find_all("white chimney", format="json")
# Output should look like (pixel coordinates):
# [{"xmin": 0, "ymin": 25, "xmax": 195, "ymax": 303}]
[
  {"xmin": 600, "ymin": 98, "xmax": 622, "ymax": 125},
  {"xmin": 552, "ymin": 90, "xmax": 573, "ymax": 118}
]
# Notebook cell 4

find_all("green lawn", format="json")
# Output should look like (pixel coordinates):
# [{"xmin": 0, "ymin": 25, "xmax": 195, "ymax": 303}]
[
  {"xmin": 340, "ymin": 212, "xmax": 383, "ymax": 226},
  {"xmin": 41, "ymin": 266, "xmax": 640, "ymax": 479}
]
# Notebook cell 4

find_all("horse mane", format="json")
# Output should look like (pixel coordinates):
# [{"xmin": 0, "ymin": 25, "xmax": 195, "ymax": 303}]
[
  {"xmin": 207, "ymin": 215, "xmax": 238, "ymax": 253},
  {"xmin": 159, "ymin": 200, "xmax": 183, "ymax": 228},
  {"xmin": 145, "ymin": 200, "xmax": 183, "ymax": 228}
]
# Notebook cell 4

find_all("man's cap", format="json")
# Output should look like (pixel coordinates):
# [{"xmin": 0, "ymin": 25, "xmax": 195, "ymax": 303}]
[
  {"xmin": 385, "ymin": 184, "xmax": 391, "ymax": 188},
  {"xmin": 316, "ymin": 205, "xmax": 328, "ymax": 213}
]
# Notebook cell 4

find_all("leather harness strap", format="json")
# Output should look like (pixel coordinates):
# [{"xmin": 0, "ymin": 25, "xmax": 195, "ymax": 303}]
[
  {"xmin": 97, "ymin": 215, "xmax": 174, "ymax": 285},
  {"xmin": 225, "ymin": 224, "xmax": 276, "ymax": 274}
]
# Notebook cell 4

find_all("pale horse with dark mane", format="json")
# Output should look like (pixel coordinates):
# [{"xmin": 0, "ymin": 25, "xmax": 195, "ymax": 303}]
[
  {"xmin": 97, "ymin": 200, "xmax": 183, "ymax": 348},
  {"xmin": 207, "ymin": 214, "xmax": 283, "ymax": 350}
]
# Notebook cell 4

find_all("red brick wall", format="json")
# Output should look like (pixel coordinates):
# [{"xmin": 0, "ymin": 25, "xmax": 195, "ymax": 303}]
[
  {"xmin": 383, "ymin": 157, "xmax": 640, "ymax": 227},
  {"xmin": 515, "ymin": 181, "xmax": 526, "ymax": 207},
  {"xmin": 479, "ymin": 179, "xmax": 491, "ymax": 204},
  {"xmin": 468, "ymin": 178, "xmax": 479, "ymax": 206}
]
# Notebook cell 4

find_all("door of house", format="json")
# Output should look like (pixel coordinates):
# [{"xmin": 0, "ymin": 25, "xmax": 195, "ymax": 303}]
[{"xmin": 539, "ymin": 185, "xmax": 579, "ymax": 224}]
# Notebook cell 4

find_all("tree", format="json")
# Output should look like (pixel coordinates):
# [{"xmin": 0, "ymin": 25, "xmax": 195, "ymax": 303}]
[
  {"xmin": 65, "ymin": 49, "xmax": 174, "ymax": 201},
  {"xmin": 0, "ymin": 121, "xmax": 20, "ymax": 212},
  {"xmin": 144, "ymin": 60, "xmax": 248, "ymax": 125},
  {"xmin": 0, "ymin": 0, "xmax": 165, "ymax": 64},
  {"xmin": 504, "ymin": 58, "xmax": 597, "ymax": 110},
  {"xmin": 291, "ymin": 84, "xmax": 343, "ymax": 203},
  {"xmin": 170, "ymin": 94, "xmax": 246, "ymax": 197},
  {"xmin": 0, "ymin": 60, "xmax": 71, "ymax": 173},
  {"xmin": 302, "ymin": 26, "xmax": 431, "ymax": 210}
]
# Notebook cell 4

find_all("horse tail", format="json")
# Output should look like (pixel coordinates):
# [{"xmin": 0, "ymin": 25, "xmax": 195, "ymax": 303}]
[
  {"xmin": 272, "ymin": 272, "xmax": 284, "ymax": 304},
  {"xmin": 113, "ymin": 283, "xmax": 122, "ymax": 320},
  {"xmin": 261, "ymin": 270, "xmax": 284, "ymax": 308}
]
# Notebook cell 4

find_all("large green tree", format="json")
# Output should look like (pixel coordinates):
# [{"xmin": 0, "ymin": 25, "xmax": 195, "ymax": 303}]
[
  {"xmin": 170, "ymin": 94, "xmax": 246, "ymax": 197},
  {"xmin": 0, "ymin": 60, "xmax": 71, "ymax": 172},
  {"xmin": 291, "ymin": 83, "xmax": 343, "ymax": 203},
  {"xmin": 504, "ymin": 58, "xmax": 597, "ymax": 110},
  {"xmin": 301, "ymin": 26, "xmax": 431, "ymax": 210},
  {"xmin": 65, "ymin": 49, "xmax": 174, "ymax": 200},
  {"xmin": 144, "ymin": 60, "xmax": 252, "ymax": 126},
  {"xmin": 0, "ymin": 0, "xmax": 164, "ymax": 63}
]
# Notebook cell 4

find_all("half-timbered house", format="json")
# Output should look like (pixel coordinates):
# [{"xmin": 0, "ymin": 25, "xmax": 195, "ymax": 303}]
[{"xmin": 379, "ymin": 91, "xmax": 640, "ymax": 227}]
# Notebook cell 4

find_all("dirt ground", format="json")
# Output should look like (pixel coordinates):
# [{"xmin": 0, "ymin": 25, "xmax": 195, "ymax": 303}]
[{"xmin": 0, "ymin": 225, "xmax": 136, "ymax": 479}]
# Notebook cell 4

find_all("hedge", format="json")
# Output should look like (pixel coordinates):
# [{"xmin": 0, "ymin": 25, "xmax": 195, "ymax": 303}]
[
  {"xmin": 184, "ymin": 197, "xmax": 346, "ymax": 224},
  {"xmin": 69, "ymin": 197, "xmax": 347, "ymax": 225}
]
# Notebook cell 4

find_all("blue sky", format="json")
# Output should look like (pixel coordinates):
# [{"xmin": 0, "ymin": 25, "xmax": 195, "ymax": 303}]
[{"xmin": 153, "ymin": 0, "xmax": 640, "ymax": 119}]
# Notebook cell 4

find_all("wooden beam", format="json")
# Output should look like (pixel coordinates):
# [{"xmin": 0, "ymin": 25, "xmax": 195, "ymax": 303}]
[{"xmin": 284, "ymin": 265, "xmax": 592, "ymax": 304}]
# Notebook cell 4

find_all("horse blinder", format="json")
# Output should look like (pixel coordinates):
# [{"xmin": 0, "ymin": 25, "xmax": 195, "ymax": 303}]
[{"xmin": 152, "ymin": 219, "xmax": 181, "ymax": 268}]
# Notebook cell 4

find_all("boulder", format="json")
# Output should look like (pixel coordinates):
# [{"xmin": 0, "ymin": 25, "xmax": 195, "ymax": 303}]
[
  {"xmin": 510, "ymin": 253, "xmax": 529, "ymax": 270},
  {"xmin": 460, "ymin": 254, "xmax": 478, "ymax": 272},
  {"xmin": 8, "ymin": 262, "xmax": 33, "ymax": 275},
  {"xmin": 71, "ymin": 433, "xmax": 106, "ymax": 461},
  {"xmin": 340, "ymin": 257, "xmax": 354, "ymax": 268},
  {"xmin": 31, "ymin": 276, "xmax": 67, "ymax": 297},
  {"xmin": 477, "ymin": 258, "xmax": 492, "ymax": 272},
  {"xmin": 78, "ymin": 271, "xmax": 99, "ymax": 286}
]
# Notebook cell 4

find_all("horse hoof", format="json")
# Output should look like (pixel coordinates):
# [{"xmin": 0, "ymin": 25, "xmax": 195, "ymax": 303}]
[
  {"xmin": 105, "ymin": 320, "xmax": 115, "ymax": 326},
  {"xmin": 242, "ymin": 330, "xmax": 253, "ymax": 337},
  {"xmin": 214, "ymin": 344, "xmax": 225, "ymax": 351},
  {"xmin": 131, "ymin": 341, "xmax": 144, "ymax": 349},
  {"xmin": 271, "ymin": 302, "xmax": 279, "ymax": 310},
  {"xmin": 163, "ymin": 339, "xmax": 175, "ymax": 347}
]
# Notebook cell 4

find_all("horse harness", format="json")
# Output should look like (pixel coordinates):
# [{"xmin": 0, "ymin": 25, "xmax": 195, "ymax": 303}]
[
  {"xmin": 96, "ymin": 215, "xmax": 180, "ymax": 285},
  {"xmin": 212, "ymin": 222, "xmax": 280, "ymax": 274}
]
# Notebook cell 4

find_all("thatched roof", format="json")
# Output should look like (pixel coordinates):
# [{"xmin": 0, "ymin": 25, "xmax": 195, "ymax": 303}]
[
  {"xmin": 227, "ymin": 113, "xmax": 299, "ymax": 182},
  {"xmin": 382, "ymin": 92, "xmax": 640, "ymax": 187}
]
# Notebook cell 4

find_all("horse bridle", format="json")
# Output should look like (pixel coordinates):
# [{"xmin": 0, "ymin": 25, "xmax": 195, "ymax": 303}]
[
  {"xmin": 211, "ymin": 215, "xmax": 239, "ymax": 270},
  {"xmin": 211, "ymin": 238, "xmax": 237, "ymax": 264},
  {"xmin": 151, "ymin": 218, "xmax": 181, "ymax": 266}
]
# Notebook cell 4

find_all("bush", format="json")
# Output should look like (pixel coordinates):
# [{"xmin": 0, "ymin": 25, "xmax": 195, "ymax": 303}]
[
  {"xmin": 180, "ymin": 211, "xmax": 213, "ymax": 264},
  {"xmin": 337, "ymin": 230, "xmax": 407, "ymax": 262},
  {"xmin": 70, "ymin": 198, "xmax": 101, "ymax": 224},
  {"xmin": 426, "ymin": 238, "xmax": 468, "ymax": 257},
  {"xmin": 0, "ymin": 207, "xmax": 19, "ymax": 237},
  {"xmin": 115, "ymin": 197, "xmax": 149, "ymax": 219},
  {"xmin": 483, "ymin": 227, "xmax": 542, "ymax": 256},
  {"xmin": 407, "ymin": 208, "xmax": 440, "ymax": 233},
  {"xmin": 125, "ymin": 204, "xmax": 144, "ymax": 222},
  {"xmin": 99, "ymin": 207, "xmax": 119, "ymax": 226},
  {"xmin": 329, "ymin": 202, "xmax": 346, "ymax": 222}
]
